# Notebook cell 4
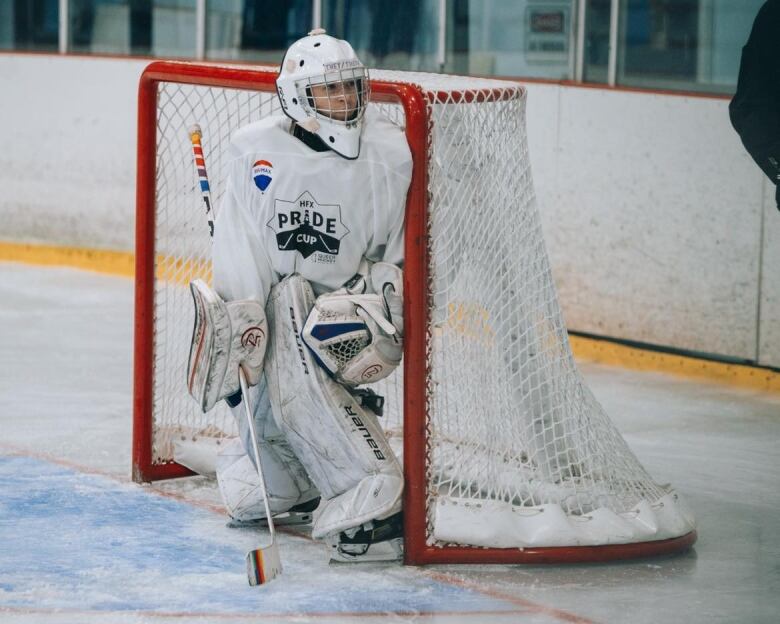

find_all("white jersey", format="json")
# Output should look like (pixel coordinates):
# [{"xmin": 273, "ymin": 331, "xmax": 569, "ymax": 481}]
[{"xmin": 213, "ymin": 108, "xmax": 412, "ymax": 305}]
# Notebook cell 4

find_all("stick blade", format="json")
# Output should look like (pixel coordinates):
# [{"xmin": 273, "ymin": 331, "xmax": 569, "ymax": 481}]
[{"xmin": 246, "ymin": 545, "xmax": 282, "ymax": 586}]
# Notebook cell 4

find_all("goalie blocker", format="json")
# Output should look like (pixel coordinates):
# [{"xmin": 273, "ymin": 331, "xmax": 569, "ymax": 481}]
[{"xmin": 187, "ymin": 279, "xmax": 268, "ymax": 412}]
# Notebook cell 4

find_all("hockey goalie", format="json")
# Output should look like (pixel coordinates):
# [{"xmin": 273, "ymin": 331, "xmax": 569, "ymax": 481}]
[{"xmin": 186, "ymin": 30, "xmax": 411, "ymax": 562}]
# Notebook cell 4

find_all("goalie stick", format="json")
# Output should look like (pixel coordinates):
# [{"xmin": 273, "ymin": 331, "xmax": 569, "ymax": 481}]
[
  {"xmin": 188, "ymin": 124, "xmax": 215, "ymax": 238},
  {"xmin": 188, "ymin": 124, "xmax": 282, "ymax": 585}
]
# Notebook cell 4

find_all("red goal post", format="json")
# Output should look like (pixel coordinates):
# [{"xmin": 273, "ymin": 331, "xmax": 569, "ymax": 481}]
[{"xmin": 133, "ymin": 61, "xmax": 696, "ymax": 566}]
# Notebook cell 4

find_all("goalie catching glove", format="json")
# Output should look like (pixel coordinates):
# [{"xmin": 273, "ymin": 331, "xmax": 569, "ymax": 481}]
[
  {"xmin": 302, "ymin": 262, "xmax": 403, "ymax": 386},
  {"xmin": 187, "ymin": 279, "xmax": 268, "ymax": 412}
]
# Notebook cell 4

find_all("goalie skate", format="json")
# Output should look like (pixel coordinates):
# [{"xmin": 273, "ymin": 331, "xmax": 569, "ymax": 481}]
[
  {"xmin": 328, "ymin": 512, "xmax": 404, "ymax": 563},
  {"xmin": 226, "ymin": 497, "xmax": 320, "ymax": 529}
]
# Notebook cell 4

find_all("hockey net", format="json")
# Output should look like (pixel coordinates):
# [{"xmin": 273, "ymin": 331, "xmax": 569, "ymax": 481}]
[{"xmin": 134, "ymin": 62, "xmax": 696, "ymax": 564}]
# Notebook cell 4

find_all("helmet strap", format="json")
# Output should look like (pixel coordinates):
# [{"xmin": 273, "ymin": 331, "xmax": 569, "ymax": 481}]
[{"xmin": 292, "ymin": 123, "xmax": 330, "ymax": 153}]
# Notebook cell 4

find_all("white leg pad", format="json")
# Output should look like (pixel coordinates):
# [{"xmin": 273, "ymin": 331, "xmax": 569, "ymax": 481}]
[
  {"xmin": 216, "ymin": 437, "xmax": 319, "ymax": 521},
  {"xmin": 264, "ymin": 275, "xmax": 403, "ymax": 540},
  {"xmin": 216, "ymin": 377, "xmax": 319, "ymax": 521},
  {"xmin": 313, "ymin": 472, "xmax": 403, "ymax": 539}
]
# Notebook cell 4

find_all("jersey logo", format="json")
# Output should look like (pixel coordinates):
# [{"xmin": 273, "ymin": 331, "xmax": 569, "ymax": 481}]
[
  {"xmin": 253, "ymin": 160, "xmax": 273, "ymax": 191},
  {"xmin": 267, "ymin": 191, "xmax": 349, "ymax": 260}
]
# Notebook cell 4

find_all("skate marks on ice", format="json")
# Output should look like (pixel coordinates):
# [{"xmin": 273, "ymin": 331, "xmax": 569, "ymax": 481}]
[{"xmin": 0, "ymin": 453, "xmax": 578, "ymax": 623}]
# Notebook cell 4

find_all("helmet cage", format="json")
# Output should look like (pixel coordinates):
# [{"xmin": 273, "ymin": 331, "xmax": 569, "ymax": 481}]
[{"xmin": 298, "ymin": 67, "xmax": 370, "ymax": 128}]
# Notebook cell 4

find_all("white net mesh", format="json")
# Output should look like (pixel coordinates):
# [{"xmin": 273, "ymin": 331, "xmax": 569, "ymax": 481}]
[{"xmin": 146, "ymin": 66, "xmax": 694, "ymax": 550}]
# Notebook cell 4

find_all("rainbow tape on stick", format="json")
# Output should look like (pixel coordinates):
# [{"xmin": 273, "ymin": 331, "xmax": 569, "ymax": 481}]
[{"xmin": 188, "ymin": 124, "xmax": 215, "ymax": 238}]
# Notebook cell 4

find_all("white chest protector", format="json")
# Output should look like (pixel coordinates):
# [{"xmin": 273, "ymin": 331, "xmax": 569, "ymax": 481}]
[{"xmin": 212, "ymin": 108, "xmax": 412, "ymax": 306}]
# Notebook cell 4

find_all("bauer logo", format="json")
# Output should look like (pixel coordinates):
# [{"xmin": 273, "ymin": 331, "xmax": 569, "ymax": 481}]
[
  {"xmin": 252, "ymin": 160, "xmax": 273, "ymax": 191},
  {"xmin": 268, "ymin": 191, "xmax": 349, "ymax": 260}
]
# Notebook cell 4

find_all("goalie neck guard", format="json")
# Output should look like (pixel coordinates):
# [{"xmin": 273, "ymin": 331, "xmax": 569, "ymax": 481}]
[{"xmin": 276, "ymin": 29, "xmax": 370, "ymax": 160}]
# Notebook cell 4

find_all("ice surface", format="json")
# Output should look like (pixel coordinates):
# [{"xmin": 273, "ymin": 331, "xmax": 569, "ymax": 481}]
[{"xmin": 1, "ymin": 262, "xmax": 778, "ymax": 623}]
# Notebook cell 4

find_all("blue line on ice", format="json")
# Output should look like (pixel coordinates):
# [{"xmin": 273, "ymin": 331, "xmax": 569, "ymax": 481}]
[{"xmin": 0, "ymin": 455, "xmax": 512, "ymax": 616}]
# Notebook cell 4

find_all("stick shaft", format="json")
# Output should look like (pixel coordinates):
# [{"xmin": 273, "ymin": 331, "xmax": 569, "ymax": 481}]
[{"xmin": 239, "ymin": 367, "xmax": 277, "ymax": 544}]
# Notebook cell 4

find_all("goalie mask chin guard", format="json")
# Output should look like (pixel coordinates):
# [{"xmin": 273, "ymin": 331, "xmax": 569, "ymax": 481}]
[{"xmin": 276, "ymin": 29, "xmax": 370, "ymax": 159}]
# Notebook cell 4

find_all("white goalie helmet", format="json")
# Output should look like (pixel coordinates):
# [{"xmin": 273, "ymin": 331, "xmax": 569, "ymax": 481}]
[{"xmin": 276, "ymin": 29, "xmax": 370, "ymax": 159}]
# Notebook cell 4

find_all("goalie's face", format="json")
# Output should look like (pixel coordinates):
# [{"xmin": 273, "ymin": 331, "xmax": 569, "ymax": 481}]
[
  {"xmin": 309, "ymin": 80, "xmax": 360, "ymax": 122},
  {"xmin": 306, "ymin": 68, "xmax": 368, "ymax": 124}
]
